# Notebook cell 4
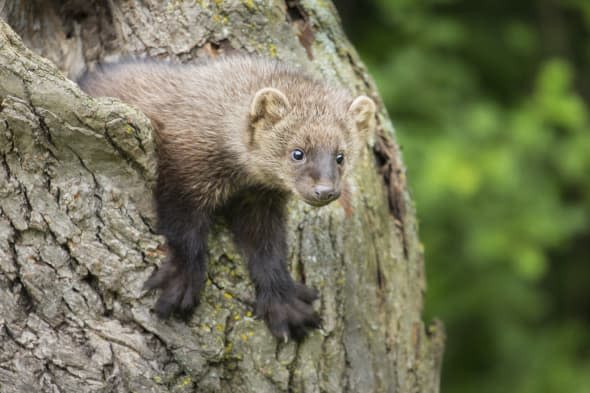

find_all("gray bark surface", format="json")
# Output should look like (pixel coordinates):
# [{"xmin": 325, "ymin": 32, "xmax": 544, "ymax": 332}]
[{"xmin": 0, "ymin": 1, "xmax": 444, "ymax": 392}]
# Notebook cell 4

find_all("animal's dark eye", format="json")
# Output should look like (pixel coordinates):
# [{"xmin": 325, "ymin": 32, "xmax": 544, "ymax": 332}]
[
  {"xmin": 291, "ymin": 149, "xmax": 305, "ymax": 161},
  {"xmin": 336, "ymin": 153, "xmax": 344, "ymax": 165}
]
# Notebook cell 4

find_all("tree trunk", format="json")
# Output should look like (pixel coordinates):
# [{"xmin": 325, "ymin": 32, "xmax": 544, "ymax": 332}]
[{"xmin": 0, "ymin": 1, "xmax": 444, "ymax": 392}]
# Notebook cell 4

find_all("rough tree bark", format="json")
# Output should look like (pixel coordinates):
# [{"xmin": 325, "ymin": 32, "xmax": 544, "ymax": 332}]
[{"xmin": 0, "ymin": 1, "xmax": 444, "ymax": 392}]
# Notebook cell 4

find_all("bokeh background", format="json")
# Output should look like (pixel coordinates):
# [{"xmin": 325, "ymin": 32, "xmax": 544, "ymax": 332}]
[{"xmin": 336, "ymin": 1, "xmax": 590, "ymax": 392}]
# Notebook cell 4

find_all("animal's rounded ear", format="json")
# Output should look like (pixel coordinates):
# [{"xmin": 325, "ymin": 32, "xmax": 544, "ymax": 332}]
[
  {"xmin": 348, "ymin": 95, "xmax": 376, "ymax": 134},
  {"xmin": 250, "ymin": 87, "xmax": 290, "ymax": 124}
]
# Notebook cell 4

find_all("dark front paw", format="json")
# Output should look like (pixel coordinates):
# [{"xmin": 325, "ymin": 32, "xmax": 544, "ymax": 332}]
[
  {"xmin": 143, "ymin": 260, "xmax": 203, "ymax": 319},
  {"xmin": 256, "ymin": 283, "xmax": 321, "ymax": 341}
]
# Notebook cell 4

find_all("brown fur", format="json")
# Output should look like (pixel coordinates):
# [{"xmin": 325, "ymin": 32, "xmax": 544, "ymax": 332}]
[
  {"xmin": 80, "ymin": 56, "xmax": 374, "ymax": 208},
  {"xmin": 79, "ymin": 55, "xmax": 376, "ymax": 340}
]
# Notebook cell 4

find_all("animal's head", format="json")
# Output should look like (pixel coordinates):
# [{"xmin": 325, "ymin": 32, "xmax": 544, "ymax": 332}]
[{"xmin": 248, "ymin": 86, "xmax": 376, "ymax": 207}]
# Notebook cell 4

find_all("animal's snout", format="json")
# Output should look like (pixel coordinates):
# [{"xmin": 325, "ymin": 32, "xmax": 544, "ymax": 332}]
[{"xmin": 313, "ymin": 184, "xmax": 340, "ymax": 202}]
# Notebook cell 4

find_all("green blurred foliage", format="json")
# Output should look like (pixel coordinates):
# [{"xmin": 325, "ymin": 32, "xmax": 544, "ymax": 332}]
[{"xmin": 338, "ymin": 0, "xmax": 590, "ymax": 392}]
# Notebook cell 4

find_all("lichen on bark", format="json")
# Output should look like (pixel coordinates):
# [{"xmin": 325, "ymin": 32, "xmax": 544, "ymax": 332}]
[{"xmin": 0, "ymin": 1, "xmax": 444, "ymax": 392}]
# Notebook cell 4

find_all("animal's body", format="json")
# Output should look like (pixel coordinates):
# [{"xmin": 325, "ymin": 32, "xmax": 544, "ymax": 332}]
[{"xmin": 80, "ymin": 56, "xmax": 375, "ymax": 340}]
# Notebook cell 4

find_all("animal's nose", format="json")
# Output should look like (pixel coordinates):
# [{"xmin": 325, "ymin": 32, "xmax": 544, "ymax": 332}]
[{"xmin": 314, "ymin": 184, "xmax": 340, "ymax": 201}]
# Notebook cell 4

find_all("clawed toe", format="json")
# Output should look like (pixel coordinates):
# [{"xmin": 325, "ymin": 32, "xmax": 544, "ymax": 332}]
[
  {"xmin": 294, "ymin": 282, "xmax": 319, "ymax": 304},
  {"xmin": 143, "ymin": 262, "xmax": 175, "ymax": 291},
  {"xmin": 258, "ymin": 287, "xmax": 321, "ymax": 341},
  {"xmin": 144, "ymin": 264, "xmax": 202, "ymax": 319}
]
